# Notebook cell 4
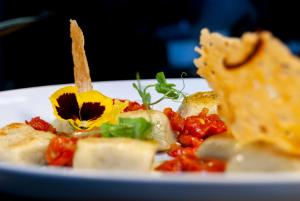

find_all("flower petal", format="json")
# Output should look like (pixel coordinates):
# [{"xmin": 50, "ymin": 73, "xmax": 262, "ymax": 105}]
[
  {"xmin": 50, "ymin": 86, "xmax": 128, "ymax": 131},
  {"xmin": 80, "ymin": 102, "xmax": 105, "ymax": 121},
  {"xmin": 76, "ymin": 90, "xmax": 114, "ymax": 129},
  {"xmin": 50, "ymin": 86, "xmax": 80, "ymax": 121},
  {"xmin": 106, "ymin": 100, "xmax": 129, "ymax": 124},
  {"xmin": 56, "ymin": 93, "xmax": 80, "ymax": 120}
]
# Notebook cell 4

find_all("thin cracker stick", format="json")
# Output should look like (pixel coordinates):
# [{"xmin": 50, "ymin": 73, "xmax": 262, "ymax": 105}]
[{"xmin": 70, "ymin": 19, "xmax": 93, "ymax": 93}]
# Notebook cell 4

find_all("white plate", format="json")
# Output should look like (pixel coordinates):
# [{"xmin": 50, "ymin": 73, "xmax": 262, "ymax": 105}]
[{"xmin": 0, "ymin": 78, "xmax": 300, "ymax": 201}]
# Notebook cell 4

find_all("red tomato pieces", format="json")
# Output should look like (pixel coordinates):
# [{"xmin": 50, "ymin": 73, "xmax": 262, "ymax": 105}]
[
  {"xmin": 26, "ymin": 116, "xmax": 56, "ymax": 133},
  {"xmin": 164, "ymin": 107, "xmax": 226, "ymax": 144},
  {"xmin": 46, "ymin": 136, "xmax": 78, "ymax": 166},
  {"xmin": 114, "ymin": 99, "xmax": 146, "ymax": 112},
  {"xmin": 155, "ymin": 155, "xmax": 226, "ymax": 172},
  {"xmin": 164, "ymin": 107, "xmax": 227, "ymax": 140},
  {"xmin": 183, "ymin": 108, "xmax": 227, "ymax": 138},
  {"xmin": 155, "ymin": 157, "xmax": 182, "ymax": 172},
  {"xmin": 158, "ymin": 107, "xmax": 227, "ymax": 172},
  {"xmin": 124, "ymin": 101, "xmax": 146, "ymax": 112},
  {"xmin": 163, "ymin": 108, "xmax": 185, "ymax": 133},
  {"xmin": 167, "ymin": 143, "xmax": 199, "ymax": 157},
  {"xmin": 177, "ymin": 134, "xmax": 203, "ymax": 147}
]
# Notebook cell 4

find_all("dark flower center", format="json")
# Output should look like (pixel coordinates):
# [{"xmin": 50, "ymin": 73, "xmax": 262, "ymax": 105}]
[
  {"xmin": 80, "ymin": 102, "xmax": 105, "ymax": 121},
  {"xmin": 56, "ymin": 93, "xmax": 80, "ymax": 120},
  {"xmin": 56, "ymin": 93, "xmax": 105, "ymax": 121}
]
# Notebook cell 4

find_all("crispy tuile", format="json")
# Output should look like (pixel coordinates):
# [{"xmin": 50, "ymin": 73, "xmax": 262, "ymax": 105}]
[
  {"xmin": 70, "ymin": 19, "xmax": 93, "ymax": 93},
  {"xmin": 194, "ymin": 29, "xmax": 300, "ymax": 155}
]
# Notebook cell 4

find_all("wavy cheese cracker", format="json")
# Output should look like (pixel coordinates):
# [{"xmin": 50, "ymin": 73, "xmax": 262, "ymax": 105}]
[{"xmin": 194, "ymin": 29, "xmax": 300, "ymax": 154}]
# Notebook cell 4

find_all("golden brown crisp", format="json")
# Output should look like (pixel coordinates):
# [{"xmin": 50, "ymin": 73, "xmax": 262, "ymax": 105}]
[
  {"xmin": 70, "ymin": 19, "xmax": 93, "ymax": 93},
  {"xmin": 194, "ymin": 29, "xmax": 300, "ymax": 154}
]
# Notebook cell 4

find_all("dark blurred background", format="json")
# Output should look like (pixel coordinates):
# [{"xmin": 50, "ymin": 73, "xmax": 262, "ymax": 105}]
[{"xmin": 0, "ymin": 0, "xmax": 299, "ymax": 90}]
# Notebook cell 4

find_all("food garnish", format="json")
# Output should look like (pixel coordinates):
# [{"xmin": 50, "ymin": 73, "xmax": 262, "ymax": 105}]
[
  {"xmin": 50, "ymin": 86, "xmax": 128, "ymax": 130},
  {"xmin": 100, "ymin": 117, "xmax": 152, "ymax": 140},
  {"xmin": 70, "ymin": 20, "xmax": 93, "ymax": 93},
  {"xmin": 56, "ymin": 116, "xmax": 153, "ymax": 140},
  {"xmin": 50, "ymin": 20, "xmax": 128, "ymax": 131},
  {"xmin": 118, "ymin": 110, "xmax": 176, "ymax": 150},
  {"xmin": 133, "ymin": 72, "xmax": 186, "ymax": 109},
  {"xmin": 194, "ymin": 29, "xmax": 300, "ymax": 154}
]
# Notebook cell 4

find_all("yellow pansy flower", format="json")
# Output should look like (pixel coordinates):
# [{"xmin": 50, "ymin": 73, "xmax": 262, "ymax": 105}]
[{"xmin": 50, "ymin": 86, "xmax": 128, "ymax": 130}]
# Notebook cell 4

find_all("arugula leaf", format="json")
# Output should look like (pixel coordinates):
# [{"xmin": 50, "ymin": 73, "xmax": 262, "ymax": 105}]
[{"xmin": 100, "ymin": 117, "xmax": 152, "ymax": 140}]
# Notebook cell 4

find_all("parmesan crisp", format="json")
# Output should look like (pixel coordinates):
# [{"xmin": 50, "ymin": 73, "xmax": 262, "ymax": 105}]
[
  {"xmin": 70, "ymin": 20, "xmax": 93, "ymax": 93},
  {"xmin": 194, "ymin": 29, "xmax": 300, "ymax": 154}
]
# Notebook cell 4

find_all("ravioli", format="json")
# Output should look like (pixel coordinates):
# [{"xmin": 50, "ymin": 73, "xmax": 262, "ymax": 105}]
[
  {"xmin": 0, "ymin": 123, "xmax": 55, "ymax": 165},
  {"xmin": 73, "ymin": 137, "xmax": 157, "ymax": 171},
  {"xmin": 118, "ymin": 110, "xmax": 176, "ymax": 151},
  {"xmin": 178, "ymin": 91, "xmax": 218, "ymax": 118}
]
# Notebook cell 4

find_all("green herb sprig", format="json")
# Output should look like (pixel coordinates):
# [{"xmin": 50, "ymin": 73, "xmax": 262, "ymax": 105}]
[
  {"xmin": 133, "ymin": 72, "xmax": 186, "ymax": 109},
  {"xmin": 71, "ymin": 117, "xmax": 152, "ymax": 140},
  {"xmin": 100, "ymin": 117, "xmax": 152, "ymax": 140}
]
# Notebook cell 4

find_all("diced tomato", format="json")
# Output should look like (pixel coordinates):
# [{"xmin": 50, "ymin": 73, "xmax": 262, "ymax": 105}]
[
  {"xmin": 183, "ymin": 113, "xmax": 226, "ymax": 139},
  {"xmin": 167, "ymin": 143, "xmax": 198, "ymax": 157},
  {"xmin": 179, "ymin": 155, "xmax": 202, "ymax": 171},
  {"xmin": 160, "ymin": 107, "xmax": 227, "ymax": 172},
  {"xmin": 114, "ymin": 99, "xmax": 146, "ymax": 112},
  {"xmin": 164, "ymin": 107, "xmax": 227, "ymax": 140},
  {"xmin": 200, "ymin": 158, "xmax": 226, "ymax": 172},
  {"xmin": 163, "ymin": 107, "xmax": 185, "ymax": 133},
  {"xmin": 46, "ymin": 136, "xmax": 78, "ymax": 166},
  {"xmin": 124, "ymin": 101, "xmax": 146, "ymax": 112},
  {"xmin": 177, "ymin": 134, "xmax": 203, "ymax": 147},
  {"xmin": 155, "ymin": 158, "xmax": 182, "ymax": 172},
  {"xmin": 199, "ymin": 107, "xmax": 209, "ymax": 117},
  {"xmin": 156, "ymin": 155, "xmax": 226, "ymax": 172},
  {"xmin": 183, "ymin": 116, "xmax": 208, "ymax": 138},
  {"xmin": 205, "ymin": 114, "xmax": 228, "ymax": 135},
  {"xmin": 26, "ymin": 116, "xmax": 56, "ymax": 133}
]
